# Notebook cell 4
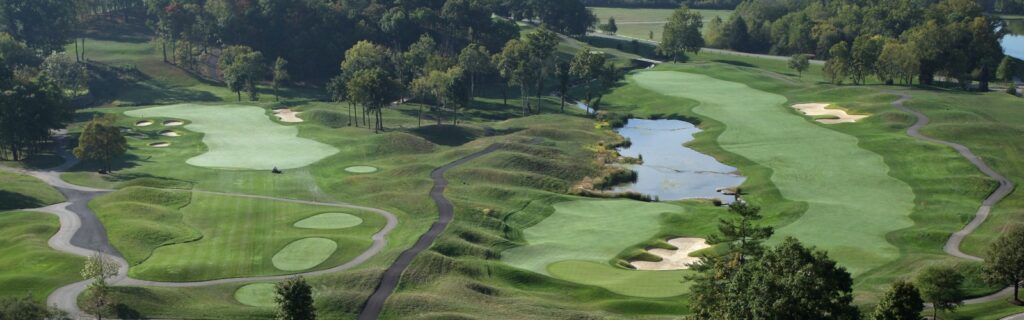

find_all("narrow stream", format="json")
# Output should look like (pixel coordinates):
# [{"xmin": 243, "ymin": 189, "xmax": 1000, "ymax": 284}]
[{"xmin": 612, "ymin": 119, "xmax": 745, "ymax": 201}]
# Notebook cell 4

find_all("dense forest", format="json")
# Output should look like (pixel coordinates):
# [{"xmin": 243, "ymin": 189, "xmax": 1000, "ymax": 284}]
[{"xmin": 581, "ymin": 0, "xmax": 741, "ymax": 9}]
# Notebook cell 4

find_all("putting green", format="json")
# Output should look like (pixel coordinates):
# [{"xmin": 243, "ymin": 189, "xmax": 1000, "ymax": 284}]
[
  {"xmin": 125, "ymin": 104, "xmax": 339, "ymax": 170},
  {"xmin": 271, "ymin": 237, "xmax": 338, "ymax": 271},
  {"xmin": 234, "ymin": 283, "xmax": 277, "ymax": 307},
  {"xmin": 502, "ymin": 199, "xmax": 686, "ymax": 296},
  {"xmin": 548, "ymin": 260, "xmax": 692, "ymax": 298},
  {"xmin": 632, "ymin": 71, "xmax": 915, "ymax": 275},
  {"xmin": 293, "ymin": 212, "xmax": 363, "ymax": 229},
  {"xmin": 344, "ymin": 166, "xmax": 379, "ymax": 173}
]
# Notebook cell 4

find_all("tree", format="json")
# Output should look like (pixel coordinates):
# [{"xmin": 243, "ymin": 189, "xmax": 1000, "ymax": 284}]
[
  {"xmin": 494, "ymin": 39, "xmax": 534, "ymax": 116},
  {"xmin": 275, "ymin": 277, "xmax": 315, "ymax": 320},
  {"xmin": 658, "ymin": 7, "xmax": 704, "ymax": 62},
  {"xmin": 220, "ymin": 46, "xmax": 266, "ymax": 102},
  {"xmin": 916, "ymin": 265, "xmax": 965, "ymax": 319},
  {"xmin": 702, "ymin": 201, "xmax": 774, "ymax": 265},
  {"xmin": 347, "ymin": 68, "xmax": 401, "ymax": 133},
  {"xmin": 272, "ymin": 57, "xmax": 290, "ymax": 102},
  {"xmin": 825, "ymin": 41, "xmax": 852, "ymax": 84},
  {"xmin": 0, "ymin": 33, "xmax": 39, "ymax": 69},
  {"xmin": 0, "ymin": 0, "xmax": 77, "ymax": 52},
  {"xmin": 0, "ymin": 296, "xmax": 69, "ymax": 320},
  {"xmin": 40, "ymin": 51, "xmax": 89, "ymax": 97},
  {"xmin": 457, "ymin": 43, "xmax": 492, "ymax": 107},
  {"xmin": 872, "ymin": 280, "xmax": 925, "ymax": 320},
  {"xmin": 690, "ymin": 237, "xmax": 859, "ymax": 320},
  {"xmin": 984, "ymin": 224, "xmax": 1024, "ymax": 304},
  {"xmin": 877, "ymin": 40, "xmax": 920, "ymax": 85},
  {"xmin": 74, "ymin": 116, "xmax": 127, "ymax": 173},
  {"xmin": 850, "ymin": 35, "xmax": 886, "ymax": 85},
  {"xmin": 81, "ymin": 253, "xmax": 119, "ymax": 320},
  {"xmin": 0, "ymin": 74, "xmax": 70, "ymax": 161},
  {"xmin": 554, "ymin": 61, "xmax": 571, "ymax": 113},
  {"xmin": 411, "ymin": 67, "xmax": 464, "ymax": 126},
  {"xmin": 788, "ymin": 54, "xmax": 810, "ymax": 78},
  {"xmin": 724, "ymin": 15, "xmax": 751, "ymax": 52},
  {"xmin": 569, "ymin": 48, "xmax": 608, "ymax": 115},
  {"xmin": 602, "ymin": 16, "xmax": 619, "ymax": 34},
  {"xmin": 525, "ymin": 27, "xmax": 561, "ymax": 108}
]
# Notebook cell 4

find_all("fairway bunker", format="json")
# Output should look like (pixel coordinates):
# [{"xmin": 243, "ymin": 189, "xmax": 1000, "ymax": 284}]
[
  {"xmin": 234, "ymin": 283, "xmax": 276, "ymax": 307},
  {"xmin": 159, "ymin": 130, "xmax": 180, "ymax": 137},
  {"xmin": 630, "ymin": 237, "xmax": 710, "ymax": 271},
  {"xmin": 344, "ymin": 166, "xmax": 379, "ymax": 174},
  {"xmin": 163, "ymin": 120, "xmax": 185, "ymax": 126},
  {"xmin": 272, "ymin": 237, "xmax": 337, "ymax": 271},
  {"xmin": 135, "ymin": 120, "xmax": 153, "ymax": 127},
  {"xmin": 149, "ymin": 142, "xmax": 171, "ymax": 148},
  {"xmin": 792, "ymin": 103, "xmax": 868, "ymax": 124},
  {"xmin": 273, "ymin": 108, "xmax": 303, "ymax": 123},
  {"xmin": 294, "ymin": 213, "xmax": 363, "ymax": 229}
]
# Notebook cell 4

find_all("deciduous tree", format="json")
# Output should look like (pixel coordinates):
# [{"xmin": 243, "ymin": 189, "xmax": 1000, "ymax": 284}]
[
  {"xmin": 916, "ymin": 265, "xmax": 965, "ymax": 319},
  {"xmin": 658, "ymin": 7, "xmax": 704, "ymax": 62},
  {"xmin": 272, "ymin": 57, "xmax": 290, "ymax": 102},
  {"xmin": 275, "ymin": 277, "xmax": 315, "ymax": 320},
  {"xmin": 872, "ymin": 280, "xmax": 924, "ymax": 320},
  {"xmin": 788, "ymin": 54, "xmax": 810, "ymax": 78},
  {"xmin": 985, "ymin": 224, "xmax": 1024, "ymax": 304},
  {"xmin": 74, "ymin": 116, "xmax": 127, "ymax": 173}
]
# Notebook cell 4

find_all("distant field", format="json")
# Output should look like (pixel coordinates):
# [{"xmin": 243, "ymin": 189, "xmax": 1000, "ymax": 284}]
[{"xmin": 589, "ymin": 7, "xmax": 733, "ymax": 41}]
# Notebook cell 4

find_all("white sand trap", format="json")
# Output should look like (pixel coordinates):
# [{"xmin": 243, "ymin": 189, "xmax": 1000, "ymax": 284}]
[
  {"xmin": 630, "ymin": 237, "xmax": 710, "ymax": 271},
  {"xmin": 273, "ymin": 109, "xmax": 303, "ymax": 123},
  {"xmin": 135, "ymin": 120, "xmax": 153, "ymax": 127},
  {"xmin": 345, "ymin": 166, "xmax": 379, "ymax": 174},
  {"xmin": 163, "ymin": 120, "xmax": 185, "ymax": 126},
  {"xmin": 159, "ymin": 130, "xmax": 180, "ymax": 137},
  {"xmin": 791, "ymin": 103, "xmax": 868, "ymax": 124},
  {"xmin": 149, "ymin": 142, "xmax": 171, "ymax": 148}
]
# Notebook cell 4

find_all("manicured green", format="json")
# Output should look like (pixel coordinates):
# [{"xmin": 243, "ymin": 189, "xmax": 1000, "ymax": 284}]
[
  {"xmin": 125, "ymin": 104, "xmax": 339, "ymax": 170},
  {"xmin": 589, "ymin": 7, "xmax": 733, "ymax": 41},
  {"xmin": 0, "ymin": 171, "xmax": 65, "ymax": 211},
  {"xmin": 0, "ymin": 211, "xmax": 83, "ymax": 302},
  {"xmin": 548, "ymin": 260, "xmax": 692, "ymax": 298},
  {"xmin": 293, "ymin": 212, "xmax": 363, "ymax": 229},
  {"xmin": 234, "ymin": 283, "xmax": 277, "ymax": 308},
  {"xmin": 343, "ymin": 166, "xmax": 379, "ymax": 174},
  {"xmin": 271, "ymin": 238, "xmax": 338, "ymax": 271},
  {"xmin": 631, "ymin": 71, "xmax": 915, "ymax": 276}
]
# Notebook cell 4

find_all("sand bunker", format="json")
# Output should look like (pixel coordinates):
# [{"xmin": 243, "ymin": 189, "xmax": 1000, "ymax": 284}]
[
  {"xmin": 630, "ymin": 237, "xmax": 710, "ymax": 271},
  {"xmin": 344, "ymin": 166, "xmax": 379, "ymax": 174},
  {"xmin": 163, "ymin": 120, "xmax": 185, "ymax": 126},
  {"xmin": 135, "ymin": 120, "xmax": 154, "ymax": 127},
  {"xmin": 149, "ymin": 142, "xmax": 171, "ymax": 148},
  {"xmin": 159, "ymin": 130, "xmax": 180, "ymax": 137},
  {"xmin": 273, "ymin": 109, "xmax": 303, "ymax": 123},
  {"xmin": 791, "ymin": 103, "xmax": 868, "ymax": 124}
]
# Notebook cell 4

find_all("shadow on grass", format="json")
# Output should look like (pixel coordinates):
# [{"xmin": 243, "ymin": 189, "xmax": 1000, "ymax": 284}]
[{"xmin": 0, "ymin": 191, "xmax": 50, "ymax": 211}]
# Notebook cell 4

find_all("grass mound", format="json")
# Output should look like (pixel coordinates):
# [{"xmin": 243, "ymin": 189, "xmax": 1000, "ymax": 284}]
[
  {"xmin": 0, "ymin": 212, "xmax": 84, "ymax": 301},
  {"xmin": 293, "ymin": 212, "xmax": 363, "ymax": 229},
  {"xmin": 631, "ymin": 71, "xmax": 915, "ymax": 275},
  {"xmin": 234, "ymin": 283, "xmax": 277, "ymax": 307},
  {"xmin": 0, "ymin": 171, "xmax": 65, "ymax": 211},
  {"xmin": 91, "ymin": 187, "xmax": 199, "ymax": 265},
  {"xmin": 271, "ymin": 237, "xmax": 338, "ymax": 271},
  {"xmin": 304, "ymin": 109, "xmax": 348, "ymax": 128},
  {"xmin": 125, "ymin": 104, "xmax": 339, "ymax": 170}
]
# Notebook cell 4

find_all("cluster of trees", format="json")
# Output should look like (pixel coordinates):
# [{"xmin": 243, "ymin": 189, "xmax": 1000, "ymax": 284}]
[
  {"xmin": 706, "ymin": 0, "xmax": 1007, "ymax": 89},
  {"xmin": 581, "ymin": 0, "xmax": 742, "ymax": 9},
  {"xmin": 142, "ymin": 0, "xmax": 595, "ymax": 80},
  {"xmin": 0, "ymin": 37, "xmax": 75, "ymax": 161}
]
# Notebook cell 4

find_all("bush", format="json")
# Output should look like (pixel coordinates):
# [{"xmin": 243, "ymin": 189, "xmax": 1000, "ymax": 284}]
[{"xmin": 1008, "ymin": 85, "xmax": 1018, "ymax": 96}]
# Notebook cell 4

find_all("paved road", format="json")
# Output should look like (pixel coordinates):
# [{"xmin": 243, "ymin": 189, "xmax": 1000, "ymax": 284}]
[
  {"xmin": 890, "ymin": 93, "xmax": 1021, "ymax": 313},
  {"xmin": 357, "ymin": 143, "xmax": 504, "ymax": 320},
  {"xmin": 5, "ymin": 138, "xmax": 400, "ymax": 319}
]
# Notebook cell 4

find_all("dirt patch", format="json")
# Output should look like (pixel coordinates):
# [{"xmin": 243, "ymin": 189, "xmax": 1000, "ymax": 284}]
[
  {"xmin": 630, "ymin": 237, "xmax": 710, "ymax": 271},
  {"xmin": 135, "ymin": 120, "xmax": 153, "ymax": 127},
  {"xmin": 159, "ymin": 130, "xmax": 180, "ymax": 137},
  {"xmin": 163, "ymin": 120, "xmax": 185, "ymax": 126},
  {"xmin": 791, "ymin": 103, "xmax": 868, "ymax": 124},
  {"xmin": 149, "ymin": 142, "xmax": 171, "ymax": 148},
  {"xmin": 273, "ymin": 109, "xmax": 303, "ymax": 123}
]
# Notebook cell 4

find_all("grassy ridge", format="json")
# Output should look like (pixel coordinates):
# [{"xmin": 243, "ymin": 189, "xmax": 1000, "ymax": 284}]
[
  {"xmin": 0, "ymin": 171, "xmax": 65, "ymax": 211},
  {"xmin": 0, "ymin": 211, "xmax": 84, "ymax": 302}
]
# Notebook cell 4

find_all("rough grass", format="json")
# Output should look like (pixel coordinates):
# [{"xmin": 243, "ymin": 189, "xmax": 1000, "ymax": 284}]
[
  {"xmin": 125, "ymin": 104, "xmax": 340, "ymax": 170},
  {"xmin": 0, "ymin": 211, "xmax": 84, "ymax": 302},
  {"xmin": 0, "ymin": 171, "xmax": 65, "ymax": 211}
]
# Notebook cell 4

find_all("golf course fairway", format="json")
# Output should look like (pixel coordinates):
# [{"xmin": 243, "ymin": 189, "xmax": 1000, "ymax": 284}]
[
  {"xmin": 632, "ymin": 71, "xmax": 915, "ymax": 276},
  {"xmin": 125, "ymin": 104, "xmax": 339, "ymax": 170},
  {"xmin": 502, "ymin": 199, "xmax": 691, "ymax": 297}
]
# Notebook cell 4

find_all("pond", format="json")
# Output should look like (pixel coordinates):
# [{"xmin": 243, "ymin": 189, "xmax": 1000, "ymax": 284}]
[
  {"xmin": 1003, "ymin": 19, "xmax": 1024, "ymax": 60},
  {"xmin": 611, "ymin": 119, "xmax": 745, "ymax": 201}
]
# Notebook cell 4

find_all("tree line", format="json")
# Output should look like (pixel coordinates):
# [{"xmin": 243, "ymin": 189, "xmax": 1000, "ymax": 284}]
[{"xmin": 581, "ymin": 0, "xmax": 742, "ymax": 10}]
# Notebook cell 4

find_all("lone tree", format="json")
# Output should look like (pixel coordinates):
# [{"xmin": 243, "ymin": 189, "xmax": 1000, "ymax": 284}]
[
  {"xmin": 658, "ymin": 7, "xmax": 704, "ymax": 62},
  {"xmin": 74, "ymin": 116, "xmax": 127, "ymax": 174},
  {"xmin": 984, "ymin": 224, "xmax": 1024, "ymax": 304},
  {"xmin": 604, "ymin": 16, "xmax": 618, "ymax": 34},
  {"xmin": 272, "ymin": 57, "xmax": 290, "ymax": 102},
  {"xmin": 788, "ymin": 54, "xmax": 810, "ymax": 78},
  {"xmin": 275, "ymin": 276, "xmax": 315, "ymax": 320},
  {"xmin": 916, "ymin": 265, "xmax": 965, "ymax": 319},
  {"xmin": 703, "ymin": 201, "xmax": 774, "ymax": 265},
  {"xmin": 872, "ymin": 280, "xmax": 924, "ymax": 320},
  {"xmin": 81, "ymin": 253, "xmax": 119, "ymax": 320}
]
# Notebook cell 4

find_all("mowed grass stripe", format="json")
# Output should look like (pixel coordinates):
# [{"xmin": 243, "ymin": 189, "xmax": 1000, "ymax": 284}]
[{"xmin": 632, "ymin": 71, "xmax": 915, "ymax": 275}]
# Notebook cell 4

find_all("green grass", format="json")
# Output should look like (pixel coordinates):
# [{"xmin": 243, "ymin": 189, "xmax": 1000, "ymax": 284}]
[
  {"xmin": 234, "ymin": 283, "xmax": 277, "ymax": 308},
  {"xmin": 0, "ymin": 171, "xmax": 65, "ymax": 211},
  {"xmin": 293, "ymin": 212, "xmax": 364, "ymax": 229},
  {"xmin": 271, "ymin": 237, "xmax": 338, "ymax": 271},
  {"xmin": 589, "ymin": 7, "xmax": 733, "ymax": 41},
  {"xmin": 125, "ymin": 104, "xmax": 339, "ymax": 170},
  {"xmin": 0, "ymin": 211, "xmax": 84, "ymax": 302},
  {"xmin": 548, "ymin": 260, "xmax": 692, "ymax": 298}
]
